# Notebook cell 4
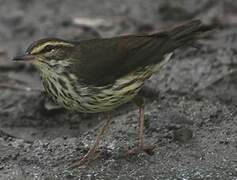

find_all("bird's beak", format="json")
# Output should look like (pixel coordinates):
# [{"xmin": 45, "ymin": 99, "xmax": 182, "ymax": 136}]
[{"xmin": 12, "ymin": 54, "xmax": 35, "ymax": 62}]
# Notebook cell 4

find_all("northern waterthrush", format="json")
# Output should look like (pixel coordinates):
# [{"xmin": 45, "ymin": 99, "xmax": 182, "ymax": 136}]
[{"xmin": 13, "ymin": 20, "xmax": 211, "ymax": 166}]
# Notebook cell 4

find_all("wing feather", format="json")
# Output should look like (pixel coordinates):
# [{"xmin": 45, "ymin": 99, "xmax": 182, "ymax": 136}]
[{"xmin": 70, "ymin": 34, "xmax": 168, "ymax": 86}]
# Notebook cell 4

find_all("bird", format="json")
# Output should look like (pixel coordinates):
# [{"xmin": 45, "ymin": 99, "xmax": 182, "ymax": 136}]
[{"xmin": 13, "ymin": 19, "xmax": 211, "ymax": 167}]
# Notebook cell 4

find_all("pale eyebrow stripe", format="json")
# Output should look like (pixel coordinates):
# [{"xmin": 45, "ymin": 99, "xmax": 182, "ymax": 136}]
[{"xmin": 31, "ymin": 41, "xmax": 74, "ymax": 54}]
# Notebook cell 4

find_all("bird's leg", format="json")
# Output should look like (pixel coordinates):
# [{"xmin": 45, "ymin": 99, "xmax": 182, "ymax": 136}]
[
  {"xmin": 71, "ymin": 112, "xmax": 112, "ymax": 168},
  {"xmin": 137, "ymin": 96, "xmax": 145, "ymax": 149},
  {"xmin": 128, "ymin": 96, "xmax": 155, "ymax": 155}
]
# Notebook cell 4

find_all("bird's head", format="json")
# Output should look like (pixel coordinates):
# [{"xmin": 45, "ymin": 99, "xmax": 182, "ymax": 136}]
[{"xmin": 13, "ymin": 38, "xmax": 75, "ymax": 74}]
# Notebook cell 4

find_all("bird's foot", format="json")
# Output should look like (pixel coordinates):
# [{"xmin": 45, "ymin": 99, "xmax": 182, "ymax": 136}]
[
  {"xmin": 127, "ymin": 144, "xmax": 155, "ymax": 156},
  {"xmin": 69, "ymin": 149, "xmax": 98, "ymax": 168}
]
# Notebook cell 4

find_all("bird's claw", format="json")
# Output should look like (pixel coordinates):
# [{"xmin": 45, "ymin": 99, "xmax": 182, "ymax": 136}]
[
  {"xmin": 69, "ymin": 149, "xmax": 98, "ymax": 169},
  {"xmin": 127, "ymin": 144, "xmax": 156, "ymax": 156}
]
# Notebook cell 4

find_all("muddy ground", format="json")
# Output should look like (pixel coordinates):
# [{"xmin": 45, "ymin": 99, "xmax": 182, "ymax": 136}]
[{"xmin": 0, "ymin": 0, "xmax": 237, "ymax": 179}]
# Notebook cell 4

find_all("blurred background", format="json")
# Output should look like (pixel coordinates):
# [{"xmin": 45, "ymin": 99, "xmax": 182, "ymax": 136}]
[{"xmin": 0, "ymin": 0, "xmax": 236, "ymax": 179}]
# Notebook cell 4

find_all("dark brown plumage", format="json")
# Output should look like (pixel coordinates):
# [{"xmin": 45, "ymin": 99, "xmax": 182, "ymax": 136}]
[
  {"xmin": 69, "ymin": 19, "xmax": 211, "ymax": 86},
  {"xmin": 13, "ymin": 19, "xmax": 212, "ymax": 167}
]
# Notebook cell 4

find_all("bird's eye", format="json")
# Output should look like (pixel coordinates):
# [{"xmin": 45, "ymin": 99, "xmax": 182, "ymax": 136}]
[{"xmin": 42, "ymin": 45, "xmax": 54, "ymax": 53}]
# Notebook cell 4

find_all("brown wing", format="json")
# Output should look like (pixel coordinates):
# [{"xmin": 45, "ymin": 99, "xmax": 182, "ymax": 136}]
[
  {"xmin": 70, "ymin": 34, "xmax": 169, "ymax": 86},
  {"xmin": 69, "ymin": 20, "xmax": 210, "ymax": 86}
]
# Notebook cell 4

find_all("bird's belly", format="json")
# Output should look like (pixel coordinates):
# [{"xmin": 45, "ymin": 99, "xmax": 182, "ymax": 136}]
[
  {"xmin": 75, "ymin": 66, "xmax": 155, "ymax": 113},
  {"xmin": 42, "ymin": 64, "xmax": 156, "ymax": 113},
  {"xmin": 48, "ymin": 83, "xmax": 143, "ymax": 113},
  {"xmin": 70, "ymin": 79, "xmax": 145, "ymax": 113}
]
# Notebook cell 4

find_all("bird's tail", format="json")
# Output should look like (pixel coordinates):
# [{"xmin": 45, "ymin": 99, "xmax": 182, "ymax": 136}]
[{"xmin": 154, "ymin": 20, "xmax": 213, "ymax": 52}]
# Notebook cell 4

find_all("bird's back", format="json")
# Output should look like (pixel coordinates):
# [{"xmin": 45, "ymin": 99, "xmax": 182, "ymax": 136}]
[
  {"xmin": 41, "ymin": 20, "xmax": 212, "ymax": 113},
  {"xmin": 69, "ymin": 20, "xmax": 211, "ymax": 87}
]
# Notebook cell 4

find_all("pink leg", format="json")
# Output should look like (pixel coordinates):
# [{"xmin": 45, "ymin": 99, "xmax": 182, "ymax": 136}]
[
  {"xmin": 70, "ymin": 112, "xmax": 112, "ymax": 168},
  {"xmin": 128, "ymin": 97, "xmax": 155, "ymax": 155}
]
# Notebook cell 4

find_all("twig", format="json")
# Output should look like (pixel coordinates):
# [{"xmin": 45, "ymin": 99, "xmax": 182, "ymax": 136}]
[
  {"xmin": 0, "ymin": 127, "xmax": 33, "ymax": 143},
  {"xmin": 0, "ymin": 50, "xmax": 7, "ymax": 56},
  {"xmin": 195, "ymin": 69, "xmax": 237, "ymax": 92},
  {"xmin": 0, "ymin": 83, "xmax": 42, "ymax": 92}
]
